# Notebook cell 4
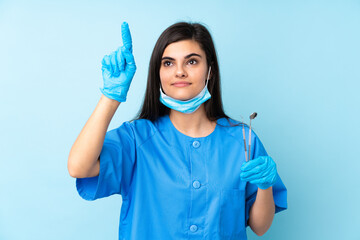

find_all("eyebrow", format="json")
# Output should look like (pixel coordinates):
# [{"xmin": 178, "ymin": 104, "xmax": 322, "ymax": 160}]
[{"xmin": 161, "ymin": 53, "xmax": 202, "ymax": 61}]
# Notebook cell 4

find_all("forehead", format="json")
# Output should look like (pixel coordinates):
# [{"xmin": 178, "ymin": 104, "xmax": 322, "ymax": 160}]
[{"xmin": 162, "ymin": 39, "xmax": 205, "ymax": 57}]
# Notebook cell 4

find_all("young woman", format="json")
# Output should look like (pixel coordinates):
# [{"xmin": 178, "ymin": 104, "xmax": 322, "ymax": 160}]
[{"xmin": 68, "ymin": 21, "xmax": 287, "ymax": 240}]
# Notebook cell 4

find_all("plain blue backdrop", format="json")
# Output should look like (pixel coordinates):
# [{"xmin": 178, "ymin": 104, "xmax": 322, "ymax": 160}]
[{"xmin": 1, "ymin": 0, "xmax": 359, "ymax": 239}]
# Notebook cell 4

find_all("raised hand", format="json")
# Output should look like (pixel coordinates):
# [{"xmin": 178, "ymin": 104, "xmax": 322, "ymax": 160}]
[{"xmin": 100, "ymin": 22, "xmax": 137, "ymax": 102}]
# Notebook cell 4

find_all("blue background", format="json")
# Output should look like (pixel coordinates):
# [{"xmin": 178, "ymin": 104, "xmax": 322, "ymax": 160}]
[{"xmin": 1, "ymin": 0, "xmax": 359, "ymax": 239}]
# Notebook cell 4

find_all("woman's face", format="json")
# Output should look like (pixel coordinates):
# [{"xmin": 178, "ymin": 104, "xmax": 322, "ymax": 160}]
[{"xmin": 159, "ymin": 39, "xmax": 209, "ymax": 101}]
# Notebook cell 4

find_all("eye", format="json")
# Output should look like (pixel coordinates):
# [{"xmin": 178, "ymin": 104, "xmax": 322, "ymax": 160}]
[
  {"xmin": 163, "ymin": 61, "xmax": 172, "ymax": 67},
  {"xmin": 188, "ymin": 59, "xmax": 197, "ymax": 65}
]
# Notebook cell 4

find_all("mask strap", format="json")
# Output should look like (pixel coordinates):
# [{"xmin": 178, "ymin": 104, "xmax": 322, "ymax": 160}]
[{"xmin": 206, "ymin": 66, "xmax": 212, "ymax": 85}]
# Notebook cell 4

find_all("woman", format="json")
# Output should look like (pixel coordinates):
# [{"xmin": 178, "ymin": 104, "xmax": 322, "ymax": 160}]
[{"xmin": 68, "ymin": 21, "xmax": 287, "ymax": 239}]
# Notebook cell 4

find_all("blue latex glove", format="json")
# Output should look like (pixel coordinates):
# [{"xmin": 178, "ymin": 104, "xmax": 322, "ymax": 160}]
[
  {"xmin": 100, "ymin": 22, "xmax": 137, "ymax": 102},
  {"xmin": 240, "ymin": 156, "xmax": 278, "ymax": 190}
]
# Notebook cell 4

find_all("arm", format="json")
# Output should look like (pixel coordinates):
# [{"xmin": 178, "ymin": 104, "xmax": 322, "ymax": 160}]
[
  {"xmin": 248, "ymin": 187, "xmax": 275, "ymax": 236},
  {"xmin": 67, "ymin": 95, "xmax": 120, "ymax": 178},
  {"xmin": 240, "ymin": 156, "xmax": 279, "ymax": 236},
  {"xmin": 68, "ymin": 22, "xmax": 136, "ymax": 178}
]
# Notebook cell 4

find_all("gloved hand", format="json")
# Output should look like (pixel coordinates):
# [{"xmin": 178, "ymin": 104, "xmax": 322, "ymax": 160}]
[
  {"xmin": 100, "ymin": 22, "xmax": 137, "ymax": 102},
  {"xmin": 240, "ymin": 156, "xmax": 278, "ymax": 190}
]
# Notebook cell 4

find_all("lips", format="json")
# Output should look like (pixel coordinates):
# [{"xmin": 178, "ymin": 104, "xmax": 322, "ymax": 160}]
[{"xmin": 172, "ymin": 81, "xmax": 191, "ymax": 87}]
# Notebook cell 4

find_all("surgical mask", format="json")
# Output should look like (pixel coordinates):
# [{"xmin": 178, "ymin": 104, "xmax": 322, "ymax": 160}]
[{"xmin": 159, "ymin": 67, "xmax": 212, "ymax": 114}]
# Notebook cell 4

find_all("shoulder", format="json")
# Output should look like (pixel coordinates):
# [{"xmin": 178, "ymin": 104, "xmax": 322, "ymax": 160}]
[
  {"xmin": 217, "ymin": 117, "xmax": 260, "ymax": 141},
  {"xmin": 217, "ymin": 117, "xmax": 246, "ymax": 132},
  {"xmin": 126, "ymin": 118, "xmax": 159, "ymax": 146},
  {"xmin": 104, "ymin": 118, "xmax": 158, "ymax": 147}
]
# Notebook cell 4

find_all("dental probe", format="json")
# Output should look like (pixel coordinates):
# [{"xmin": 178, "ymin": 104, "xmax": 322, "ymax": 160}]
[{"xmin": 248, "ymin": 112, "xmax": 257, "ymax": 161}]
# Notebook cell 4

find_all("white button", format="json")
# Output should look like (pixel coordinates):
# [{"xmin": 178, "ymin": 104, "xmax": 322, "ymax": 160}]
[
  {"xmin": 192, "ymin": 141, "xmax": 200, "ymax": 148},
  {"xmin": 192, "ymin": 180, "xmax": 201, "ymax": 189},
  {"xmin": 190, "ymin": 224, "xmax": 198, "ymax": 232}
]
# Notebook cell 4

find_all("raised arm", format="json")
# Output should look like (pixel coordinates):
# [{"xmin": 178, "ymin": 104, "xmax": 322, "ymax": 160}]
[{"xmin": 67, "ymin": 22, "xmax": 136, "ymax": 178}]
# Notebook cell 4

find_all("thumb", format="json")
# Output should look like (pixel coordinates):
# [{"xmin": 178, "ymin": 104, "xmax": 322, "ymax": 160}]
[{"xmin": 122, "ymin": 48, "xmax": 137, "ymax": 74}]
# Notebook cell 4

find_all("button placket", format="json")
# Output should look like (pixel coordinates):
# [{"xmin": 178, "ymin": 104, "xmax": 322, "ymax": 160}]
[{"xmin": 189, "ymin": 139, "xmax": 205, "ymax": 237}]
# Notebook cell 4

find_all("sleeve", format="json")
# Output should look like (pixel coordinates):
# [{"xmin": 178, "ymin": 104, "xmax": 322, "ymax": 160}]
[
  {"xmin": 76, "ymin": 121, "xmax": 136, "ymax": 201},
  {"xmin": 245, "ymin": 130, "xmax": 288, "ymax": 227}
]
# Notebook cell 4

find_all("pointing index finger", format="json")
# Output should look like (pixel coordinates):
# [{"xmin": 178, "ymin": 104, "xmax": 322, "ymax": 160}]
[{"xmin": 121, "ymin": 22, "xmax": 133, "ymax": 52}]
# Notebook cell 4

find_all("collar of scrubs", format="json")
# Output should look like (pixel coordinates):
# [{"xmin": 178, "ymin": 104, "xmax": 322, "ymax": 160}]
[{"xmin": 163, "ymin": 114, "xmax": 220, "ymax": 140}]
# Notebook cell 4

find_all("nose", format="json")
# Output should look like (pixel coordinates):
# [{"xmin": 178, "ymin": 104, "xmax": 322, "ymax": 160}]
[{"xmin": 176, "ymin": 65, "xmax": 187, "ymax": 78}]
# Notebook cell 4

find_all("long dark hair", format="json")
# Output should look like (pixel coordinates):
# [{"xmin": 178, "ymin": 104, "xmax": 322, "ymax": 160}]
[{"xmin": 132, "ymin": 21, "xmax": 243, "ymax": 127}]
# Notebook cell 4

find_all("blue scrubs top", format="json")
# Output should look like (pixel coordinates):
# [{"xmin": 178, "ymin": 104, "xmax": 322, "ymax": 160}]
[{"xmin": 76, "ymin": 114, "xmax": 287, "ymax": 240}]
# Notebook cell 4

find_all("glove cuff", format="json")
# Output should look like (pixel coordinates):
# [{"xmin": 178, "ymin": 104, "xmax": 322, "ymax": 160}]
[{"xmin": 99, "ymin": 87, "xmax": 126, "ymax": 102}]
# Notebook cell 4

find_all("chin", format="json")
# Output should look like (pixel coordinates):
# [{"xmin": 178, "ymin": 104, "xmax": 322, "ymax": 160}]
[{"xmin": 170, "ymin": 92, "xmax": 195, "ymax": 101}]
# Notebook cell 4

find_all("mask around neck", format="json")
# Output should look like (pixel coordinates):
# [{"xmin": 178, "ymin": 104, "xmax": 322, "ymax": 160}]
[{"xmin": 159, "ymin": 67, "xmax": 212, "ymax": 114}]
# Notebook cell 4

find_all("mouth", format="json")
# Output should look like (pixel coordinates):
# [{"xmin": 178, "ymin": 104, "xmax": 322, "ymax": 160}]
[{"xmin": 172, "ymin": 82, "xmax": 192, "ymax": 87}]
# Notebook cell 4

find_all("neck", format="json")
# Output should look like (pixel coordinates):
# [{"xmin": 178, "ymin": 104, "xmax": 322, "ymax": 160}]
[{"xmin": 169, "ymin": 104, "xmax": 216, "ymax": 138}]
